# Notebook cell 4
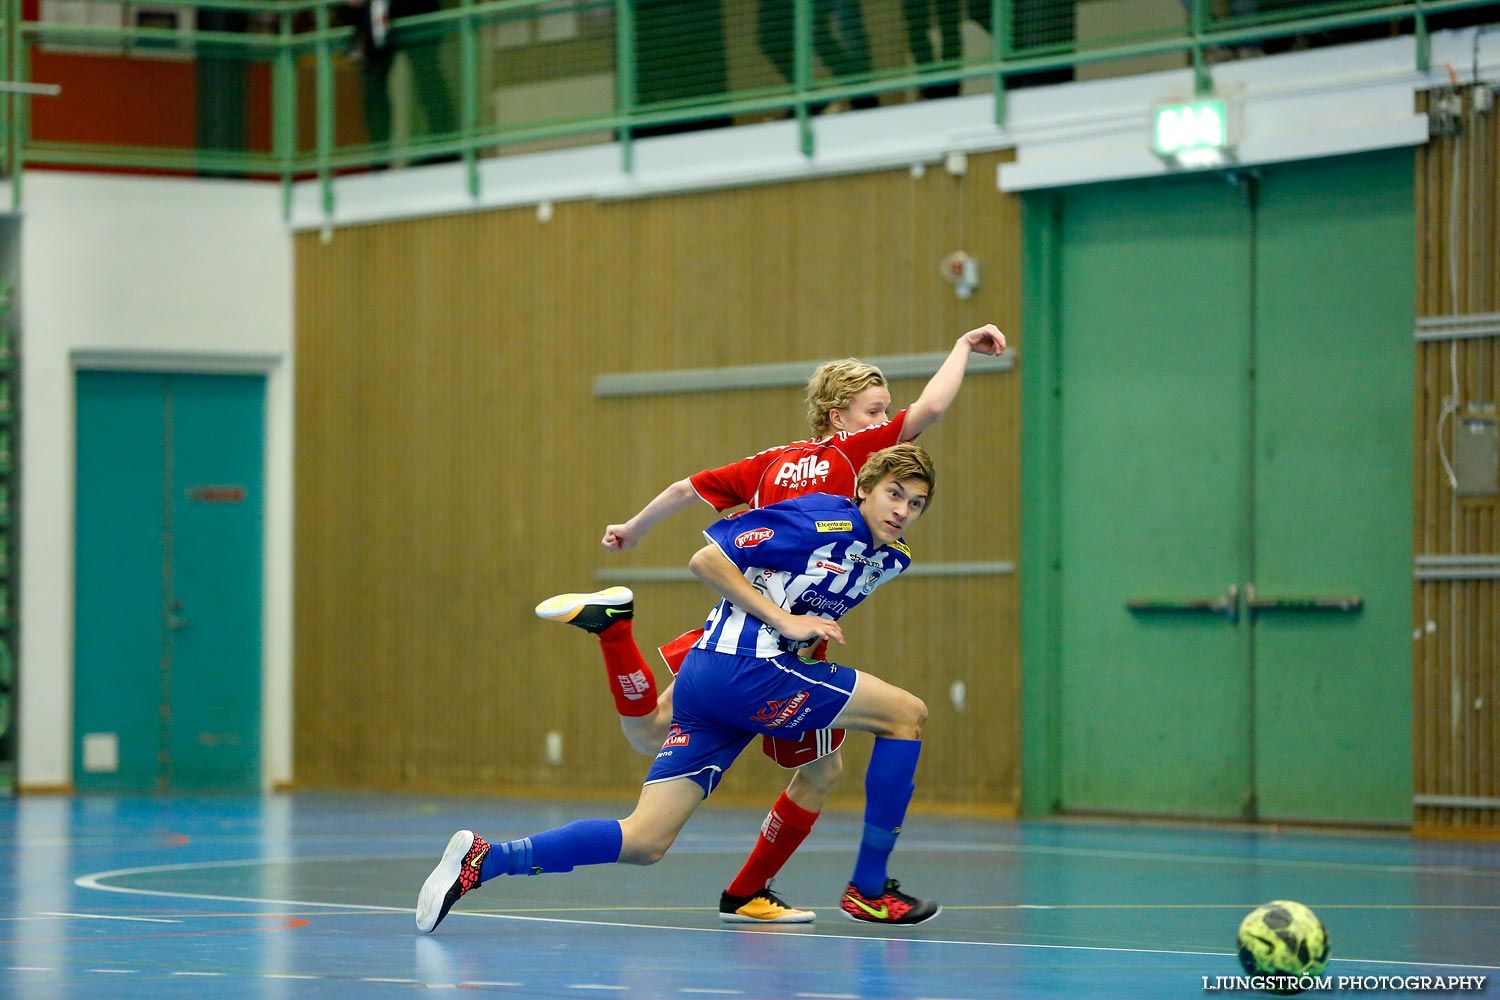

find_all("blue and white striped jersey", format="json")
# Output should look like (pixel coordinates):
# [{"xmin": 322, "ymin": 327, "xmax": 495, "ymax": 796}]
[{"xmin": 695, "ymin": 493, "xmax": 913, "ymax": 658}]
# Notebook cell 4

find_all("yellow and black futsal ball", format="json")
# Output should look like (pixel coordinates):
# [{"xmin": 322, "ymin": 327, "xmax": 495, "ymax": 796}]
[{"xmin": 1237, "ymin": 900, "xmax": 1330, "ymax": 992}]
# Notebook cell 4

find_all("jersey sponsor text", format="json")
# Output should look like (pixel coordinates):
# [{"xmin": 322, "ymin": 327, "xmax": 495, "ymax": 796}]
[
  {"xmin": 773, "ymin": 455, "xmax": 832, "ymax": 489},
  {"xmin": 735, "ymin": 528, "xmax": 774, "ymax": 548}
]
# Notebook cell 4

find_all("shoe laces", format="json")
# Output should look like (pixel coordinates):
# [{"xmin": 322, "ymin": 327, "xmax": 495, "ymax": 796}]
[
  {"xmin": 882, "ymin": 878, "xmax": 916, "ymax": 903},
  {"xmin": 849, "ymin": 878, "xmax": 914, "ymax": 904},
  {"xmin": 758, "ymin": 879, "xmax": 792, "ymax": 909}
]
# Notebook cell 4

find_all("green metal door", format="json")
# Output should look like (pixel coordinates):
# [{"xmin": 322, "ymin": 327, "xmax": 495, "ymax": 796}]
[
  {"xmin": 1055, "ymin": 174, "xmax": 1255, "ymax": 817},
  {"xmin": 1251, "ymin": 154, "xmax": 1413, "ymax": 822},
  {"xmin": 74, "ymin": 370, "xmax": 265, "ymax": 792},
  {"xmin": 1035, "ymin": 151, "xmax": 1413, "ymax": 823}
]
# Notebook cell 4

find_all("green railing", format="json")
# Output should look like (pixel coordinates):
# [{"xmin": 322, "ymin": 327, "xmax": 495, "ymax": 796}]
[{"xmin": 0, "ymin": 0, "xmax": 1493, "ymax": 213}]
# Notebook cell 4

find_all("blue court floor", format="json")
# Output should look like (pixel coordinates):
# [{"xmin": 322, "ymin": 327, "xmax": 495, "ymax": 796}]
[{"xmin": 0, "ymin": 792, "xmax": 1495, "ymax": 999}]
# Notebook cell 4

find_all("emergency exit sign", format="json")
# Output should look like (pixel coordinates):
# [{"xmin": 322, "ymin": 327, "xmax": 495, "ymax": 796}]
[{"xmin": 1153, "ymin": 100, "xmax": 1230, "ymax": 159}]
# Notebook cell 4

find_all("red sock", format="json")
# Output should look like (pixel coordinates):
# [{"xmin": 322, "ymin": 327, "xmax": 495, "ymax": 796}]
[
  {"xmin": 726, "ymin": 792, "xmax": 819, "ymax": 898},
  {"xmin": 597, "ymin": 620, "xmax": 658, "ymax": 717}
]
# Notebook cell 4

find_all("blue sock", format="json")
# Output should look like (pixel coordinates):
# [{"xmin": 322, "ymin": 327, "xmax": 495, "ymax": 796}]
[
  {"xmin": 850, "ymin": 737, "xmax": 921, "ymax": 898},
  {"xmin": 478, "ymin": 819, "xmax": 623, "ymax": 882}
]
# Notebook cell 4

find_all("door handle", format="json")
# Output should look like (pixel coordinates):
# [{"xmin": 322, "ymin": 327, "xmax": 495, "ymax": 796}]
[
  {"xmin": 1127, "ymin": 584, "xmax": 1239, "ymax": 623},
  {"xmin": 1243, "ymin": 584, "xmax": 1362, "ymax": 619}
]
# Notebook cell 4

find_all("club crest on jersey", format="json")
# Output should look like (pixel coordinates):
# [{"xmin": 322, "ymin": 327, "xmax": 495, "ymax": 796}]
[
  {"xmin": 815, "ymin": 519, "xmax": 854, "ymax": 532},
  {"xmin": 752, "ymin": 691, "xmax": 809, "ymax": 728},
  {"xmin": 860, "ymin": 569, "xmax": 885, "ymax": 595},
  {"xmin": 735, "ymin": 527, "xmax": 774, "ymax": 548}
]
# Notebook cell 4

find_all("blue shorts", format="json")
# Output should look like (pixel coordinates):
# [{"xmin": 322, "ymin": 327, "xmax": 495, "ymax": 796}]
[{"xmin": 643, "ymin": 648, "xmax": 859, "ymax": 796}]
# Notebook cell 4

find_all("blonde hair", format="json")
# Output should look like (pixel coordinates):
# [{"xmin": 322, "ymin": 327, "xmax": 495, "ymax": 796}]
[
  {"xmin": 805, "ymin": 358, "xmax": 887, "ymax": 438},
  {"xmin": 856, "ymin": 443, "xmax": 936, "ymax": 507}
]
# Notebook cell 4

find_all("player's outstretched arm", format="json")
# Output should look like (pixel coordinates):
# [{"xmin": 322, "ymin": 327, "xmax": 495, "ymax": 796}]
[
  {"xmin": 901, "ymin": 323, "xmax": 1007, "ymax": 441},
  {"xmin": 687, "ymin": 544, "xmax": 846, "ymax": 647},
  {"xmin": 602, "ymin": 478, "xmax": 702, "ymax": 551}
]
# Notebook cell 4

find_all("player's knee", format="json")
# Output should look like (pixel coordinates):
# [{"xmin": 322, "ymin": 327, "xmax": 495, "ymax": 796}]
[
  {"xmin": 795, "ymin": 751, "xmax": 843, "ymax": 795},
  {"xmin": 623, "ymin": 843, "xmax": 670, "ymax": 866},
  {"xmin": 909, "ymin": 694, "xmax": 928, "ymax": 732},
  {"xmin": 885, "ymin": 690, "xmax": 927, "ymax": 740},
  {"xmin": 617, "ymin": 829, "xmax": 676, "ymax": 866},
  {"xmin": 621, "ymin": 714, "xmax": 671, "ymax": 757},
  {"xmin": 623, "ymin": 730, "xmax": 663, "ymax": 757}
]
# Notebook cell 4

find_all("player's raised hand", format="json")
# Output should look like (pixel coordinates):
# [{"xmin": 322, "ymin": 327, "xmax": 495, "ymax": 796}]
[
  {"xmin": 962, "ymin": 323, "xmax": 1007, "ymax": 356},
  {"xmin": 602, "ymin": 523, "xmax": 638, "ymax": 551}
]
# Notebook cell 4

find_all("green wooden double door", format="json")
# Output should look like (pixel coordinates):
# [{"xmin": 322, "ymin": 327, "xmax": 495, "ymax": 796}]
[
  {"xmin": 74, "ymin": 370, "xmax": 265, "ymax": 792},
  {"xmin": 1028, "ymin": 151, "xmax": 1414, "ymax": 824}
]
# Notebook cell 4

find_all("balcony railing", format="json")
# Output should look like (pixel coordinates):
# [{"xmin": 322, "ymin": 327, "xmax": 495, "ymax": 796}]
[{"xmin": 1, "ymin": 0, "xmax": 1493, "ymax": 209}]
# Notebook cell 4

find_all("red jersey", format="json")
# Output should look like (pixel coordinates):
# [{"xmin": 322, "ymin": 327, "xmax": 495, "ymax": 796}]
[{"xmin": 688, "ymin": 408, "xmax": 910, "ymax": 511}]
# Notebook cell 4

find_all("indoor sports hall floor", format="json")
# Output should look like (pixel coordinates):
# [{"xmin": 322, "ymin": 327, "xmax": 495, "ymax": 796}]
[{"xmin": 1, "ymin": 793, "xmax": 1495, "ymax": 999}]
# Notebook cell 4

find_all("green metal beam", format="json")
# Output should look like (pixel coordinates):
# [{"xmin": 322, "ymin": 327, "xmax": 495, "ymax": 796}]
[
  {"xmin": 314, "ymin": 1, "xmax": 333, "ymax": 220},
  {"xmin": 793, "ymin": 0, "xmax": 813, "ymax": 158},
  {"xmin": 460, "ymin": 0, "xmax": 479, "ymax": 199},
  {"xmin": 991, "ymin": 0, "xmax": 1008, "ymax": 127},
  {"xmin": 614, "ymin": 0, "xmax": 634, "ymax": 175},
  {"xmin": 21, "ymin": 23, "xmax": 284, "ymax": 50},
  {"xmin": 8, "ymin": 0, "xmax": 24, "ymax": 208},
  {"xmin": 24, "ymin": 143, "xmax": 280, "ymax": 173},
  {"xmin": 0, "ymin": 0, "xmax": 11, "ymax": 183},
  {"xmin": 276, "ymin": 7, "xmax": 297, "ymax": 218}
]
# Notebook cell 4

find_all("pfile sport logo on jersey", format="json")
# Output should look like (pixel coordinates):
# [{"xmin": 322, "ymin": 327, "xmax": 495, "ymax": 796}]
[
  {"xmin": 773, "ymin": 455, "xmax": 831, "ymax": 489},
  {"xmin": 735, "ymin": 527, "xmax": 774, "ymax": 548}
]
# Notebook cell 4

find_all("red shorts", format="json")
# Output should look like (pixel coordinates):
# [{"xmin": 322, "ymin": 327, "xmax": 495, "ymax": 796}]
[{"xmin": 657, "ymin": 629, "xmax": 846, "ymax": 769}]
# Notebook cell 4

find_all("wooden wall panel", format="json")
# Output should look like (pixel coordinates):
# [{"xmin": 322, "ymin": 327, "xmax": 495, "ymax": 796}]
[
  {"xmin": 294, "ymin": 151, "xmax": 1022, "ymax": 812},
  {"xmin": 1413, "ymin": 90, "xmax": 1500, "ymax": 836}
]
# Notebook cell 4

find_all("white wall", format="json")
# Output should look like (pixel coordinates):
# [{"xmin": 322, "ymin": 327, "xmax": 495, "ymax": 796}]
[{"xmin": 17, "ymin": 171, "xmax": 294, "ymax": 790}]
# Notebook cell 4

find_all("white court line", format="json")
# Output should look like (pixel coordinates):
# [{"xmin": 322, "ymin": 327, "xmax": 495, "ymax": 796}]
[
  {"xmin": 568, "ymin": 986, "xmax": 630, "ymax": 991},
  {"xmin": 887, "ymin": 840, "xmax": 1500, "ymax": 880},
  {"xmin": 38, "ymin": 910, "xmax": 181, "ymax": 923},
  {"xmin": 73, "ymin": 863, "xmax": 1500, "ymax": 974}
]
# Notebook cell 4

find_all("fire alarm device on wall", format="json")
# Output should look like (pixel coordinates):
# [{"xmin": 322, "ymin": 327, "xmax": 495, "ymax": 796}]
[{"xmin": 1455, "ymin": 408, "xmax": 1499, "ymax": 497}]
